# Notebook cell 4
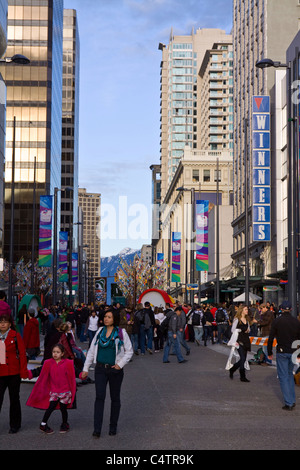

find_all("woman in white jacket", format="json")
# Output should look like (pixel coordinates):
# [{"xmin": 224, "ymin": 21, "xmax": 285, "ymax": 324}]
[{"xmin": 81, "ymin": 308, "xmax": 133, "ymax": 438}]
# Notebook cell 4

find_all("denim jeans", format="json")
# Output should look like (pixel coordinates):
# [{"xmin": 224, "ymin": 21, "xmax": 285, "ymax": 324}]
[
  {"xmin": 139, "ymin": 325, "xmax": 153, "ymax": 353},
  {"xmin": 178, "ymin": 330, "xmax": 190, "ymax": 353},
  {"xmin": 163, "ymin": 331, "xmax": 185, "ymax": 363},
  {"xmin": 276, "ymin": 353, "xmax": 296, "ymax": 407},
  {"xmin": 193, "ymin": 326, "xmax": 203, "ymax": 343},
  {"xmin": 131, "ymin": 333, "xmax": 139, "ymax": 353}
]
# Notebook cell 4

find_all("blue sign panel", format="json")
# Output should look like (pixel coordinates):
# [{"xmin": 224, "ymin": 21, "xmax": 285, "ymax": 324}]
[{"xmin": 252, "ymin": 96, "xmax": 271, "ymax": 242}]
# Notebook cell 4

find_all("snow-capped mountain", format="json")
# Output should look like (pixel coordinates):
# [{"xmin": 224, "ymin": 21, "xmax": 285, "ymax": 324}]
[{"xmin": 100, "ymin": 247, "xmax": 141, "ymax": 277}]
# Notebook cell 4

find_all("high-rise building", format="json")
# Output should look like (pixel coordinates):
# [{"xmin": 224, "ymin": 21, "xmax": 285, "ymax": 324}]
[
  {"xmin": 0, "ymin": 0, "xmax": 7, "ymax": 259},
  {"xmin": 61, "ymin": 9, "xmax": 80, "ymax": 236},
  {"xmin": 159, "ymin": 28, "xmax": 231, "ymax": 201},
  {"xmin": 232, "ymin": 0, "xmax": 300, "ymax": 285},
  {"xmin": 2, "ymin": 0, "xmax": 64, "ymax": 263},
  {"xmin": 198, "ymin": 38, "xmax": 234, "ymax": 153},
  {"xmin": 78, "ymin": 188, "xmax": 101, "ymax": 280}
]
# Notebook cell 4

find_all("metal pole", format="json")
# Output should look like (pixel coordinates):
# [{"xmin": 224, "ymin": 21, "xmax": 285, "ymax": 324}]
[
  {"xmin": 69, "ymin": 224, "xmax": 73, "ymax": 306},
  {"xmin": 190, "ymin": 188, "xmax": 195, "ymax": 304},
  {"xmin": 216, "ymin": 158, "xmax": 220, "ymax": 304},
  {"xmin": 287, "ymin": 64, "xmax": 297, "ymax": 316},
  {"xmin": 53, "ymin": 187, "xmax": 58, "ymax": 305},
  {"xmin": 244, "ymin": 118, "xmax": 250, "ymax": 307},
  {"xmin": 8, "ymin": 116, "xmax": 16, "ymax": 309},
  {"xmin": 30, "ymin": 156, "xmax": 36, "ymax": 294}
]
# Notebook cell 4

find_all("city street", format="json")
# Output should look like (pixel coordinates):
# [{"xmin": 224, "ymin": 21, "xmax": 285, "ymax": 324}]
[{"xmin": 0, "ymin": 340, "xmax": 299, "ymax": 452}]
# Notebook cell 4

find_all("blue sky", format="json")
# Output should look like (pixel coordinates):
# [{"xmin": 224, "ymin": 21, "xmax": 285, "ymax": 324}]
[{"xmin": 63, "ymin": 0, "xmax": 233, "ymax": 257}]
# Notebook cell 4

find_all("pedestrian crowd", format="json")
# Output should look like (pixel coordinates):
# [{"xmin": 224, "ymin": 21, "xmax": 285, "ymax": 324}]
[{"xmin": 1, "ymin": 289, "xmax": 300, "ymax": 439}]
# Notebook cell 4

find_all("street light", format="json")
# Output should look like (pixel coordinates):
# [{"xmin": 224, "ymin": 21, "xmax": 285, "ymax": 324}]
[
  {"xmin": 0, "ymin": 54, "xmax": 30, "ymax": 65},
  {"xmin": 256, "ymin": 58, "xmax": 297, "ymax": 315}
]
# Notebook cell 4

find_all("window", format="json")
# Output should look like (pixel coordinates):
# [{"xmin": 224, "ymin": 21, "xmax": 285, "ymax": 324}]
[
  {"xmin": 203, "ymin": 170, "xmax": 210, "ymax": 182},
  {"xmin": 192, "ymin": 169, "xmax": 199, "ymax": 182}
]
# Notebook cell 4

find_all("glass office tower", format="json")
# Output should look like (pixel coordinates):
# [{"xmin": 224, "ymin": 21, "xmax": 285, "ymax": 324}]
[
  {"xmin": 1, "ymin": 0, "xmax": 64, "ymax": 263},
  {"xmin": 0, "ymin": 0, "xmax": 7, "ymax": 259},
  {"xmin": 61, "ymin": 9, "xmax": 80, "ymax": 235}
]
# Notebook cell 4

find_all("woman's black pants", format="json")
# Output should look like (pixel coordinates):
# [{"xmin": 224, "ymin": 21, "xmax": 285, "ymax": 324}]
[
  {"xmin": 94, "ymin": 364, "xmax": 124, "ymax": 434},
  {"xmin": 0, "ymin": 375, "xmax": 22, "ymax": 430}
]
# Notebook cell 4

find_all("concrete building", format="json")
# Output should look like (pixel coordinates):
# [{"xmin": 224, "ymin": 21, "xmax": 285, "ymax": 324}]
[
  {"xmin": 159, "ymin": 28, "xmax": 232, "ymax": 201},
  {"xmin": 61, "ymin": 9, "xmax": 80, "ymax": 241},
  {"xmin": 156, "ymin": 145, "xmax": 233, "ymax": 301},
  {"xmin": 231, "ymin": 0, "xmax": 300, "ymax": 297},
  {"xmin": 198, "ymin": 38, "xmax": 234, "ymax": 153},
  {"xmin": 78, "ymin": 188, "xmax": 101, "ymax": 280},
  {"xmin": 1, "ymin": 0, "xmax": 64, "ymax": 263}
]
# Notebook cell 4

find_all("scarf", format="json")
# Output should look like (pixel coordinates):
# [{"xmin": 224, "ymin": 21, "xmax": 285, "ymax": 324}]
[
  {"xmin": 96, "ymin": 327, "xmax": 124, "ymax": 351},
  {"xmin": 0, "ymin": 328, "xmax": 10, "ymax": 342}
]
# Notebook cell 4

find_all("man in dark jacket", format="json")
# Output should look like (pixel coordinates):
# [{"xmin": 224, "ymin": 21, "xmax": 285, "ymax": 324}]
[
  {"xmin": 137, "ymin": 302, "xmax": 156, "ymax": 355},
  {"xmin": 267, "ymin": 301, "xmax": 300, "ymax": 410},
  {"xmin": 162, "ymin": 307, "xmax": 187, "ymax": 364}
]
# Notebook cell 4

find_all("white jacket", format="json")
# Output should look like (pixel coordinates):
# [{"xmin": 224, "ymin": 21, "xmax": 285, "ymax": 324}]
[{"xmin": 83, "ymin": 327, "xmax": 133, "ymax": 371}]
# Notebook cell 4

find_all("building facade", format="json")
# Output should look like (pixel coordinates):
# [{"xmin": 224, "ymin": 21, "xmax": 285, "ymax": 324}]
[
  {"xmin": 198, "ymin": 38, "xmax": 234, "ymax": 153},
  {"xmin": 231, "ymin": 0, "xmax": 300, "ymax": 294},
  {"xmin": 2, "ymin": 0, "xmax": 64, "ymax": 263},
  {"xmin": 159, "ymin": 28, "xmax": 232, "ymax": 201},
  {"xmin": 0, "ymin": 0, "xmax": 7, "ymax": 259},
  {"xmin": 78, "ymin": 188, "xmax": 101, "ymax": 280},
  {"xmin": 61, "ymin": 8, "xmax": 80, "ymax": 236},
  {"xmin": 156, "ymin": 146, "xmax": 233, "ymax": 300}
]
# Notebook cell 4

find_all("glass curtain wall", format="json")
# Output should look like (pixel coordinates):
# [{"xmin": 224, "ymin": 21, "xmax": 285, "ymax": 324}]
[{"xmin": 1, "ymin": 0, "xmax": 63, "ymax": 263}]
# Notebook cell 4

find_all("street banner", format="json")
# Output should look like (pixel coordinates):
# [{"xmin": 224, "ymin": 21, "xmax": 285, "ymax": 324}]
[
  {"xmin": 171, "ymin": 232, "xmax": 181, "ymax": 283},
  {"xmin": 196, "ymin": 200, "xmax": 209, "ymax": 271},
  {"xmin": 72, "ymin": 252, "xmax": 78, "ymax": 291},
  {"xmin": 252, "ymin": 95, "xmax": 271, "ymax": 241},
  {"xmin": 38, "ymin": 195, "xmax": 53, "ymax": 267},
  {"xmin": 95, "ymin": 278, "xmax": 107, "ymax": 303},
  {"xmin": 156, "ymin": 253, "xmax": 164, "ymax": 268},
  {"xmin": 58, "ymin": 231, "xmax": 68, "ymax": 282}
]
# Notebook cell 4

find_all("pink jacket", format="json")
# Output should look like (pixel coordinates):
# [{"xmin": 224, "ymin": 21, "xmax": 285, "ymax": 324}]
[{"xmin": 26, "ymin": 358, "xmax": 76, "ymax": 410}]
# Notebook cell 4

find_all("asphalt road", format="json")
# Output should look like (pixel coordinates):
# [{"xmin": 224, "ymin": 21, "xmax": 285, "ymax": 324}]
[{"xmin": 1, "ymin": 339, "xmax": 300, "ymax": 453}]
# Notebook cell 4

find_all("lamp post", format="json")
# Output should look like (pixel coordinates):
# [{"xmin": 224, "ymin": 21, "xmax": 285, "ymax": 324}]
[
  {"xmin": 30, "ymin": 156, "xmax": 36, "ymax": 294},
  {"xmin": 256, "ymin": 58, "xmax": 296, "ymax": 315}
]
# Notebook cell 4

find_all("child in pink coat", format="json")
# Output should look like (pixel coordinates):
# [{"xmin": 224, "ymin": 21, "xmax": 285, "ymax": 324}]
[{"xmin": 27, "ymin": 343, "xmax": 76, "ymax": 434}]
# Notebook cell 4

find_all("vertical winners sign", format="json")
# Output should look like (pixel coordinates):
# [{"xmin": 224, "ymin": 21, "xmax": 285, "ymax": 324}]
[{"xmin": 252, "ymin": 96, "xmax": 271, "ymax": 242}]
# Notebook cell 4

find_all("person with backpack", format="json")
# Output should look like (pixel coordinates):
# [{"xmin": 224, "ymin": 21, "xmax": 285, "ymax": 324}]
[
  {"xmin": 203, "ymin": 306, "xmax": 215, "ymax": 346},
  {"xmin": 81, "ymin": 308, "xmax": 133, "ymax": 437},
  {"xmin": 192, "ymin": 304, "xmax": 205, "ymax": 346},
  {"xmin": 136, "ymin": 302, "xmax": 156, "ymax": 355},
  {"xmin": 215, "ymin": 304, "xmax": 229, "ymax": 344},
  {"xmin": 162, "ymin": 307, "xmax": 187, "ymax": 364}
]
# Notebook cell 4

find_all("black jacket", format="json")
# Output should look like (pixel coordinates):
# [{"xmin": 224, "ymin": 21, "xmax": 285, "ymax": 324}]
[{"xmin": 267, "ymin": 312, "xmax": 300, "ymax": 355}]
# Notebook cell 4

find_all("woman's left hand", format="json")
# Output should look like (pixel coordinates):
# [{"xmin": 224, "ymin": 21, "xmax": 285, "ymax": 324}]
[{"xmin": 112, "ymin": 364, "xmax": 121, "ymax": 370}]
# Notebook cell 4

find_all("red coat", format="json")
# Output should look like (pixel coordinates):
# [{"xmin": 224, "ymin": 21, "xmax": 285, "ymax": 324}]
[
  {"xmin": 23, "ymin": 318, "xmax": 40, "ymax": 349},
  {"xmin": 0, "ymin": 329, "xmax": 29, "ymax": 379},
  {"xmin": 26, "ymin": 358, "xmax": 76, "ymax": 410}
]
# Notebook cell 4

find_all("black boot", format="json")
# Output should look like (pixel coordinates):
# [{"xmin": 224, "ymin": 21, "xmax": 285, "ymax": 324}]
[{"xmin": 240, "ymin": 370, "xmax": 250, "ymax": 382}]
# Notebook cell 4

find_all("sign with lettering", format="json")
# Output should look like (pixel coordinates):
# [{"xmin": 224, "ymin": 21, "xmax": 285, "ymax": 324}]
[{"xmin": 252, "ymin": 96, "xmax": 271, "ymax": 242}]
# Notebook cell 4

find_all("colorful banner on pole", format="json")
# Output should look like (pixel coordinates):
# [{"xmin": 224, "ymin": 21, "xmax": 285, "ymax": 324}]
[
  {"xmin": 58, "ymin": 231, "xmax": 68, "ymax": 283},
  {"xmin": 72, "ymin": 253, "xmax": 78, "ymax": 292},
  {"xmin": 171, "ymin": 232, "xmax": 181, "ymax": 283},
  {"xmin": 196, "ymin": 200, "xmax": 209, "ymax": 272},
  {"xmin": 252, "ymin": 96, "xmax": 271, "ymax": 242},
  {"xmin": 156, "ymin": 253, "xmax": 164, "ymax": 268},
  {"xmin": 38, "ymin": 195, "xmax": 53, "ymax": 267}
]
